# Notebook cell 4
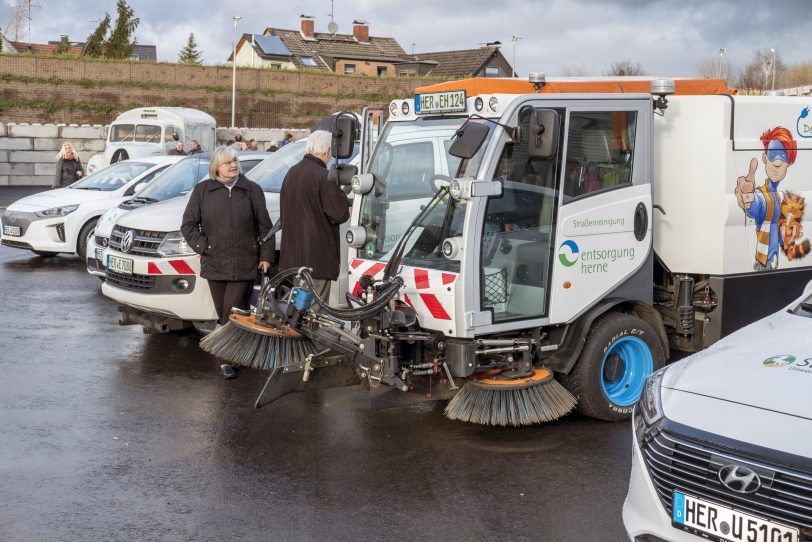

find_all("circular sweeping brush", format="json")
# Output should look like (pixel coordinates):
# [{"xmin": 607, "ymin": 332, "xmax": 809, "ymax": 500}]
[
  {"xmin": 200, "ymin": 313, "xmax": 318, "ymax": 371},
  {"xmin": 444, "ymin": 368, "xmax": 577, "ymax": 427}
]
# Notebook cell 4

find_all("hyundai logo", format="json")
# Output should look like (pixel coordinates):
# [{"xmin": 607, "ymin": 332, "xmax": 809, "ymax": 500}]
[
  {"xmin": 7, "ymin": 214, "xmax": 16, "ymax": 223},
  {"xmin": 121, "ymin": 230, "xmax": 135, "ymax": 253},
  {"xmin": 718, "ymin": 464, "xmax": 761, "ymax": 494}
]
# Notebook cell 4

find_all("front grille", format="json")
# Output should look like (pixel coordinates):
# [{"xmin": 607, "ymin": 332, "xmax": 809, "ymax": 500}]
[
  {"xmin": 55, "ymin": 223, "xmax": 65, "ymax": 242},
  {"xmin": 95, "ymin": 235, "xmax": 108, "ymax": 247},
  {"xmin": 106, "ymin": 270, "xmax": 156, "ymax": 291},
  {"xmin": 642, "ymin": 429, "xmax": 812, "ymax": 538},
  {"xmin": 109, "ymin": 226, "xmax": 167, "ymax": 256}
]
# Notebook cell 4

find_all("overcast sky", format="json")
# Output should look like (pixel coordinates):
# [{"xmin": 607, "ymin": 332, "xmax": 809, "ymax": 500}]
[{"xmin": 3, "ymin": 0, "xmax": 811, "ymax": 79}]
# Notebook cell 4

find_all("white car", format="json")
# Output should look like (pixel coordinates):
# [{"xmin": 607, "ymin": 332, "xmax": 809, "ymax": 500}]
[
  {"xmin": 101, "ymin": 141, "xmax": 359, "ymax": 333},
  {"xmin": 1, "ymin": 156, "xmax": 179, "ymax": 259},
  {"xmin": 623, "ymin": 290, "xmax": 812, "ymax": 542},
  {"xmin": 86, "ymin": 151, "xmax": 270, "ymax": 278}
]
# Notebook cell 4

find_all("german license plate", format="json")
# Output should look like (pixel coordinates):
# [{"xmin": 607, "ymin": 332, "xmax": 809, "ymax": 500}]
[
  {"xmin": 673, "ymin": 492, "xmax": 798, "ymax": 542},
  {"xmin": 415, "ymin": 90, "xmax": 466, "ymax": 115},
  {"xmin": 107, "ymin": 254, "xmax": 133, "ymax": 275},
  {"xmin": 2, "ymin": 224, "xmax": 21, "ymax": 236},
  {"xmin": 95, "ymin": 247, "xmax": 105, "ymax": 262}
]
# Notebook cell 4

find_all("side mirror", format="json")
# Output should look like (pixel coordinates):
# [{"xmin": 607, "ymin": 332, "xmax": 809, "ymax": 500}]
[
  {"xmin": 172, "ymin": 131, "xmax": 179, "ymax": 141},
  {"xmin": 448, "ymin": 121, "xmax": 489, "ymax": 159},
  {"xmin": 332, "ymin": 113, "xmax": 357, "ymax": 159},
  {"xmin": 328, "ymin": 163, "xmax": 358, "ymax": 186},
  {"xmin": 133, "ymin": 182, "xmax": 146, "ymax": 193},
  {"xmin": 528, "ymin": 108, "xmax": 559, "ymax": 159}
]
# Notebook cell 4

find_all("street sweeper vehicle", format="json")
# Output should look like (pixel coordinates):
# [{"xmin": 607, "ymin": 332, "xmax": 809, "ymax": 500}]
[{"xmin": 201, "ymin": 77, "xmax": 812, "ymax": 427}]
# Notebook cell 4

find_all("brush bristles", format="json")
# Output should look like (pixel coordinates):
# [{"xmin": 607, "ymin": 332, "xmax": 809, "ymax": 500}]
[
  {"xmin": 444, "ymin": 378, "xmax": 577, "ymax": 426},
  {"xmin": 200, "ymin": 322, "xmax": 318, "ymax": 371}
]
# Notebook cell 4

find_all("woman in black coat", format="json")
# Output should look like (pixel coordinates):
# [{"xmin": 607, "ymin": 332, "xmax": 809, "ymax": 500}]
[
  {"xmin": 181, "ymin": 146, "xmax": 274, "ymax": 378},
  {"xmin": 53, "ymin": 142, "xmax": 83, "ymax": 188}
]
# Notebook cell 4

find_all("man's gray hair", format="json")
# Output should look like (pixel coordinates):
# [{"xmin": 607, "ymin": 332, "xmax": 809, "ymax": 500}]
[
  {"xmin": 307, "ymin": 130, "xmax": 333, "ymax": 156},
  {"xmin": 208, "ymin": 146, "xmax": 240, "ymax": 180}
]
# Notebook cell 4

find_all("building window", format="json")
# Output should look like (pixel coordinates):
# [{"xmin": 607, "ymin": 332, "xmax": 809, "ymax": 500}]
[
  {"xmin": 399, "ymin": 70, "xmax": 416, "ymax": 77},
  {"xmin": 484, "ymin": 66, "xmax": 501, "ymax": 77},
  {"xmin": 377, "ymin": 66, "xmax": 388, "ymax": 76},
  {"xmin": 269, "ymin": 62, "xmax": 282, "ymax": 70},
  {"xmin": 344, "ymin": 64, "xmax": 356, "ymax": 74}
]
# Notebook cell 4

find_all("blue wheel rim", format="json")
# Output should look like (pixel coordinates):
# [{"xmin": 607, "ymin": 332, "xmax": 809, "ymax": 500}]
[{"xmin": 600, "ymin": 336, "xmax": 653, "ymax": 407}]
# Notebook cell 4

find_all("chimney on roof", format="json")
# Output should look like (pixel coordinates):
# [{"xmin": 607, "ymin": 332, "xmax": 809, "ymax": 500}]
[
  {"xmin": 352, "ymin": 20, "xmax": 369, "ymax": 43},
  {"xmin": 300, "ymin": 15, "xmax": 315, "ymax": 39}
]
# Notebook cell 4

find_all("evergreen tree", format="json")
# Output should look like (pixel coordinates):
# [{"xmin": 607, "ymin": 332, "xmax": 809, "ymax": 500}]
[
  {"xmin": 178, "ymin": 33, "xmax": 203, "ymax": 65},
  {"xmin": 103, "ymin": 0, "xmax": 140, "ymax": 60},
  {"xmin": 82, "ymin": 13, "xmax": 110, "ymax": 57},
  {"xmin": 55, "ymin": 35, "xmax": 71, "ymax": 54}
]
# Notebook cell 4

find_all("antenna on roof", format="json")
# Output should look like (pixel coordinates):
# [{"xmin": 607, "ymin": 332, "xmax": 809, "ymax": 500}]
[{"xmin": 327, "ymin": 0, "xmax": 338, "ymax": 35}]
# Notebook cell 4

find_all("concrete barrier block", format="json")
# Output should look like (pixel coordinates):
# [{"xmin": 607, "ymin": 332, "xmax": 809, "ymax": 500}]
[
  {"xmin": 0, "ymin": 151, "xmax": 7, "ymax": 163},
  {"xmin": 0, "ymin": 176, "xmax": 9, "ymax": 186},
  {"xmin": 81, "ymin": 139, "xmax": 106, "ymax": 152},
  {"xmin": 61, "ymin": 125, "xmax": 104, "ymax": 139},
  {"xmin": 33, "ymin": 138, "xmax": 63, "ymax": 151},
  {"xmin": 0, "ymin": 163, "xmax": 35, "ymax": 176},
  {"xmin": 0, "ymin": 124, "xmax": 6, "ymax": 137},
  {"xmin": 8, "ymin": 124, "xmax": 59, "ymax": 139},
  {"xmin": 0, "ymin": 138, "xmax": 33, "ymax": 150},
  {"xmin": 35, "ymin": 163, "xmax": 57, "ymax": 176},
  {"xmin": 10, "ymin": 150, "xmax": 58, "ymax": 163}
]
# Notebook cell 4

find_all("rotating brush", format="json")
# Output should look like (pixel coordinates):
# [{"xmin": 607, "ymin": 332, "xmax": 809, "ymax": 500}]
[
  {"xmin": 444, "ymin": 368, "xmax": 577, "ymax": 427},
  {"xmin": 200, "ymin": 312, "xmax": 318, "ymax": 371}
]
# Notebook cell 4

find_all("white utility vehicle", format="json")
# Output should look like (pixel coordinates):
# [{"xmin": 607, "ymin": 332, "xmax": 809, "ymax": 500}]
[
  {"xmin": 101, "ymin": 141, "xmax": 359, "ymax": 333},
  {"xmin": 253, "ymin": 76, "xmax": 812, "ymax": 424},
  {"xmin": 623, "ymin": 287, "xmax": 812, "ymax": 542},
  {"xmin": 1, "ymin": 156, "xmax": 179, "ymax": 259},
  {"xmin": 86, "ymin": 107, "xmax": 216, "ymax": 174},
  {"xmin": 86, "ymin": 151, "xmax": 270, "ymax": 279}
]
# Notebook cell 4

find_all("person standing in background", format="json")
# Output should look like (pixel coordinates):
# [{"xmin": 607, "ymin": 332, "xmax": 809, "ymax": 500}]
[
  {"xmin": 279, "ymin": 130, "xmax": 349, "ymax": 308},
  {"xmin": 168, "ymin": 141, "xmax": 187, "ymax": 155},
  {"xmin": 181, "ymin": 146, "xmax": 274, "ymax": 378},
  {"xmin": 53, "ymin": 142, "xmax": 83, "ymax": 188},
  {"xmin": 187, "ymin": 140, "xmax": 202, "ymax": 155}
]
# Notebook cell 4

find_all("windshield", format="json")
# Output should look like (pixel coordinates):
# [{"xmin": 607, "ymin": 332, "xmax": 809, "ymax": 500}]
[
  {"xmin": 358, "ymin": 117, "xmax": 492, "ymax": 271},
  {"xmin": 109, "ymin": 123, "xmax": 162, "ymax": 143},
  {"xmin": 71, "ymin": 161, "xmax": 153, "ymax": 191},
  {"xmin": 136, "ymin": 156, "xmax": 210, "ymax": 201},
  {"xmin": 252, "ymin": 139, "xmax": 360, "ymax": 192}
]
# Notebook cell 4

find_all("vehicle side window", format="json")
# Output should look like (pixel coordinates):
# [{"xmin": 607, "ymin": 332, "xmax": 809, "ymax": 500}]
[
  {"xmin": 136, "ymin": 125, "xmax": 162, "ymax": 143},
  {"xmin": 494, "ymin": 107, "xmax": 563, "ymax": 190},
  {"xmin": 164, "ymin": 125, "xmax": 176, "ymax": 143},
  {"xmin": 563, "ymin": 111, "xmax": 637, "ymax": 201}
]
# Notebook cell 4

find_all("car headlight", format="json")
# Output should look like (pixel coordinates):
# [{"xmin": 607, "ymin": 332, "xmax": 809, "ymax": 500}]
[
  {"xmin": 449, "ymin": 179, "xmax": 464, "ymax": 200},
  {"xmin": 156, "ymin": 231, "xmax": 194, "ymax": 257},
  {"xmin": 87, "ymin": 164, "xmax": 97, "ymax": 174},
  {"xmin": 639, "ymin": 367, "xmax": 667, "ymax": 427},
  {"xmin": 35, "ymin": 204, "xmax": 79, "ymax": 218}
]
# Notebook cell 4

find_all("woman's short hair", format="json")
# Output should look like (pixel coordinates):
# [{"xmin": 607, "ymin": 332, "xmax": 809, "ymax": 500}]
[
  {"xmin": 56, "ymin": 142, "xmax": 76, "ymax": 160},
  {"xmin": 307, "ymin": 130, "xmax": 332, "ymax": 156},
  {"xmin": 208, "ymin": 146, "xmax": 240, "ymax": 180}
]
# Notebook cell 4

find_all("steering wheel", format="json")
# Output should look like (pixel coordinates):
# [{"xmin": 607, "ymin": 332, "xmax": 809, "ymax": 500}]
[{"xmin": 430, "ymin": 174, "xmax": 453, "ymax": 195}]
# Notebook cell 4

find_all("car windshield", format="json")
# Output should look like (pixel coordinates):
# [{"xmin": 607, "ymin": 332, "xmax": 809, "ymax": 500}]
[
  {"xmin": 71, "ymin": 161, "xmax": 154, "ymax": 191},
  {"xmin": 252, "ymin": 139, "xmax": 360, "ymax": 192},
  {"xmin": 136, "ymin": 156, "xmax": 210, "ymax": 202}
]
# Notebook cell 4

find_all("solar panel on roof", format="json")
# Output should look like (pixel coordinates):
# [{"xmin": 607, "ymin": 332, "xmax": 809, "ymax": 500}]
[
  {"xmin": 300, "ymin": 56, "xmax": 319, "ymax": 67},
  {"xmin": 254, "ymin": 35, "xmax": 292, "ymax": 57}
]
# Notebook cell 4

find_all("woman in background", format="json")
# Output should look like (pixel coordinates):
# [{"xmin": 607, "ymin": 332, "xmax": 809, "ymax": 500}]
[{"xmin": 53, "ymin": 142, "xmax": 83, "ymax": 188}]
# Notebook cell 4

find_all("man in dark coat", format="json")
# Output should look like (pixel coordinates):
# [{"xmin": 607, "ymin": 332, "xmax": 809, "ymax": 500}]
[{"xmin": 279, "ymin": 130, "xmax": 349, "ymax": 307}]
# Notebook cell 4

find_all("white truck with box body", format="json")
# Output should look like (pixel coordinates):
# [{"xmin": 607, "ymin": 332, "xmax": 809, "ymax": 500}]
[
  {"xmin": 234, "ymin": 76, "xmax": 812, "ymax": 425},
  {"xmin": 87, "ymin": 107, "xmax": 216, "ymax": 174}
]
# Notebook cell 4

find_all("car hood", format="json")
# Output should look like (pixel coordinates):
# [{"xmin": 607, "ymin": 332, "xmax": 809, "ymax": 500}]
[
  {"xmin": 663, "ymin": 308, "xmax": 812, "ymax": 418},
  {"xmin": 95, "ymin": 206, "xmax": 131, "ymax": 237},
  {"xmin": 7, "ymin": 188, "xmax": 111, "ymax": 210},
  {"xmin": 115, "ymin": 195, "xmax": 190, "ymax": 232}
]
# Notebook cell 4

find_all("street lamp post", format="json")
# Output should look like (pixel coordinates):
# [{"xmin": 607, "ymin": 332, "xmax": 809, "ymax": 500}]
[
  {"xmin": 718, "ymin": 48, "xmax": 728, "ymax": 79},
  {"xmin": 231, "ymin": 15, "xmax": 241, "ymax": 128},
  {"xmin": 511, "ymin": 35, "xmax": 521, "ymax": 78},
  {"xmin": 770, "ymin": 47, "xmax": 776, "ymax": 90}
]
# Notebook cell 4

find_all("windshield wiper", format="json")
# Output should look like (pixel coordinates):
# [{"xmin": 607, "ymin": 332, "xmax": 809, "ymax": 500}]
[{"xmin": 74, "ymin": 187, "xmax": 102, "ymax": 191}]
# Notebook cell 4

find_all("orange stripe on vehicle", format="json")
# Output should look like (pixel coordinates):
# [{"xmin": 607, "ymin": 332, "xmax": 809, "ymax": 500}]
[
  {"xmin": 415, "ymin": 78, "xmax": 730, "ymax": 97},
  {"xmin": 169, "ymin": 260, "xmax": 195, "ymax": 275},
  {"xmin": 147, "ymin": 262, "xmax": 161, "ymax": 275},
  {"xmin": 419, "ymin": 293, "xmax": 451, "ymax": 320},
  {"xmin": 414, "ymin": 269, "xmax": 430, "ymax": 289}
]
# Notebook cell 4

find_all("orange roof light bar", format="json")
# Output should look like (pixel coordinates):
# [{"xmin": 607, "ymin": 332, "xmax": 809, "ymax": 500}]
[{"xmin": 415, "ymin": 77, "xmax": 731, "ymax": 97}]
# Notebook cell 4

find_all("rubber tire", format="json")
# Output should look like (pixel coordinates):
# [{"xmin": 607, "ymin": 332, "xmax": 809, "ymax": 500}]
[
  {"xmin": 32, "ymin": 250, "xmax": 58, "ymax": 257},
  {"xmin": 76, "ymin": 219, "xmax": 98, "ymax": 261},
  {"xmin": 559, "ymin": 312, "xmax": 665, "ymax": 422},
  {"xmin": 111, "ymin": 149, "xmax": 129, "ymax": 163}
]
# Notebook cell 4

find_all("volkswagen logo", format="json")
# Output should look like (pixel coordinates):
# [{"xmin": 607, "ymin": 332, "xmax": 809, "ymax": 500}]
[
  {"xmin": 718, "ymin": 464, "xmax": 761, "ymax": 494},
  {"xmin": 121, "ymin": 230, "xmax": 135, "ymax": 253},
  {"xmin": 7, "ymin": 214, "xmax": 16, "ymax": 223}
]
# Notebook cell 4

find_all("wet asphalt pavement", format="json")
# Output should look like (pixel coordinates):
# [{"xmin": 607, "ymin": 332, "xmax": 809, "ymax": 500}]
[{"xmin": 0, "ymin": 245, "xmax": 633, "ymax": 542}]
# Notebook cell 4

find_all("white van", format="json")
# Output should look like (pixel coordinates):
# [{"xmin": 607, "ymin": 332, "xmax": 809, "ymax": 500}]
[{"xmin": 87, "ymin": 107, "xmax": 216, "ymax": 174}]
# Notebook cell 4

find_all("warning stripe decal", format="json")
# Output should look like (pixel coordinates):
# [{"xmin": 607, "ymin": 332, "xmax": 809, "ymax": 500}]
[
  {"xmin": 414, "ymin": 269, "xmax": 430, "ymax": 289},
  {"xmin": 419, "ymin": 293, "xmax": 451, "ymax": 320},
  {"xmin": 169, "ymin": 260, "xmax": 195, "ymax": 275}
]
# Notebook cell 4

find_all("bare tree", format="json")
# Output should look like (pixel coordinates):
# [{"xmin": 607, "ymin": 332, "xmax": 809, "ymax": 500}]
[
  {"xmin": 735, "ymin": 49, "xmax": 785, "ymax": 90},
  {"xmin": 604, "ymin": 60, "xmax": 647, "ymax": 76},
  {"xmin": 696, "ymin": 56, "xmax": 733, "ymax": 80},
  {"xmin": 559, "ymin": 64, "xmax": 589, "ymax": 77},
  {"xmin": 782, "ymin": 62, "xmax": 812, "ymax": 88}
]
